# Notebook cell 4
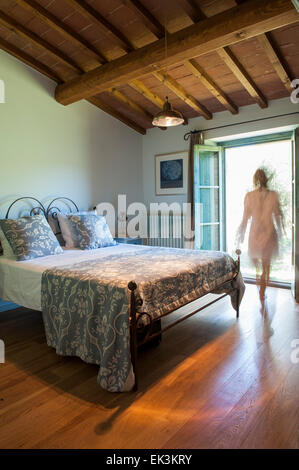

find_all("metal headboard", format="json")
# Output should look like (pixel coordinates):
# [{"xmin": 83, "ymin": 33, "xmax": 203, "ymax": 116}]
[
  {"xmin": 46, "ymin": 197, "xmax": 79, "ymax": 221},
  {"xmin": 46, "ymin": 197, "xmax": 79, "ymax": 237},
  {"xmin": 5, "ymin": 197, "xmax": 46, "ymax": 219},
  {"xmin": 1, "ymin": 196, "xmax": 80, "ymax": 251}
]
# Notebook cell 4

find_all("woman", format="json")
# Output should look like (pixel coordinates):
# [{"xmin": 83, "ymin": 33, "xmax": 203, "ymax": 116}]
[{"xmin": 238, "ymin": 168, "xmax": 283, "ymax": 302}]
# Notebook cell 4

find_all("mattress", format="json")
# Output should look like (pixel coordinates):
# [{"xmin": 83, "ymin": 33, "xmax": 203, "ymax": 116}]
[{"xmin": 0, "ymin": 244, "xmax": 141, "ymax": 311}]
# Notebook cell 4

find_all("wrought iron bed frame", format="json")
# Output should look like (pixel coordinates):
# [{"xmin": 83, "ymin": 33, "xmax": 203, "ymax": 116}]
[
  {"xmin": 5, "ymin": 196, "xmax": 79, "ymax": 236},
  {"xmin": 2, "ymin": 196, "xmax": 242, "ymax": 391},
  {"xmin": 128, "ymin": 254, "xmax": 241, "ymax": 390}
]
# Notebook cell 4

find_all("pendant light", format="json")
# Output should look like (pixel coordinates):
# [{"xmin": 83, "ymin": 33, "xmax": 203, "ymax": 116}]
[{"xmin": 152, "ymin": 20, "xmax": 184, "ymax": 128}]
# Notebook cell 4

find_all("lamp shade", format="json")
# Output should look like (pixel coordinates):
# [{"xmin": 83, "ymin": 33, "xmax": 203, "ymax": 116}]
[{"xmin": 152, "ymin": 97, "xmax": 184, "ymax": 127}]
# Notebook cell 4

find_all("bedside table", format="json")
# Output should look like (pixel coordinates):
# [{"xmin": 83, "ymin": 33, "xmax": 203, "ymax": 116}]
[{"xmin": 114, "ymin": 237, "xmax": 142, "ymax": 245}]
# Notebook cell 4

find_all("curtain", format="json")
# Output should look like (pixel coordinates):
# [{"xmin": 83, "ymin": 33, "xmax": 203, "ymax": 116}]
[{"xmin": 185, "ymin": 132, "xmax": 201, "ymax": 249}]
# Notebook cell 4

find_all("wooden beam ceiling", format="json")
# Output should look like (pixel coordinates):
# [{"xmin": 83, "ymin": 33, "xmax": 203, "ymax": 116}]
[
  {"xmin": 63, "ymin": 0, "xmax": 134, "ymax": 53},
  {"xmin": 121, "ymin": 3, "xmax": 195, "ymax": 123},
  {"xmin": 122, "ymin": 0, "xmax": 164, "ymax": 39},
  {"xmin": 153, "ymin": 70, "xmax": 212, "ymax": 120},
  {"xmin": 217, "ymin": 47, "xmax": 268, "ymax": 108},
  {"xmin": 14, "ymin": 0, "xmax": 107, "ymax": 64},
  {"xmin": 128, "ymin": 79, "xmax": 189, "ymax": 124},
  {"xmin": 184, "ymin": 59, "xmax": 238, "ymax": 114},
  {"xmin": 129, "ymin": 79, "xmax": 165, "ymax": 108},
  {"xmin": 0, "ymin": 36, "xmax": 63, "ymax": 83},
  {"xmin": 234, "ymin": 0, "xmax": 293, "ymax": 93},
  {"xmin": 257, "ymin": 32, "xmax": 293, "ymax": 93},
  {"xmin": 1, "ymin": 0, "xmax": 297, "ymax": 134},
  {"xmin": 179, "ymin": 0, "xmax": 264, "ymax": 109},
  {"xmin": 55, "ymin": 0, "xmax": 298, "ymax": 105},
  {"xmin": 108, "ymin": 87, "xmax": 153, "ymax": 122},
  {"xmin": 10, "ymin": 0, "xmax": 149, "ymax": 131},
  {"xmin": 0, "ymin": 11, "xmax": 84, "ymax": 73},
  {"xmin": 177, "ymin": 0, "xmax": 206, "ymax": 23},
  {"xmin": 215, "ymin": 53, "xmax": 267, "ymax": 109},
  {"xmin": 87, "ymin": 96, "xmax": 146, "ymax": 134}
]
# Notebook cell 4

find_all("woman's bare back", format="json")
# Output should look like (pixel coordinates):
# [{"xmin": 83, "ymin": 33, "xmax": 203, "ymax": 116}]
[{"xmin": 240, "ymin": 188, "xmax": 282, "ymax": 261}]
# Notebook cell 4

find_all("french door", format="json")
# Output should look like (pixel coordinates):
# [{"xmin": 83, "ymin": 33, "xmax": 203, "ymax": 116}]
[
  {"xmin": 193, "ymin": 145, "xmax": 225, "ymax": 251},
  {"xmin": 194, "ymin": 132, "xmax": 295, "ymax": 290},
  {"xmin": 292, "ymin": 128, "xmax": 299, "ymax": 300}
]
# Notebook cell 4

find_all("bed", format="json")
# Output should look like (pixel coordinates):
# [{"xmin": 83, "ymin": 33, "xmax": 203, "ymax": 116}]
[{"xmin": 0, "ymin": 197, "xmax": 244, "ymax": 392}]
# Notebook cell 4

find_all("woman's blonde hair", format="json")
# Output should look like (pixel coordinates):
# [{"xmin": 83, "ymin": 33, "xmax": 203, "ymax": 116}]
[{"xmin": 253, "ymin": 168, "xmax": 268, "ymax": 189}]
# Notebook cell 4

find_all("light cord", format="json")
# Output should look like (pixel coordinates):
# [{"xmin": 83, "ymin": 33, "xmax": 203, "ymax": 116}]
[{"xmin": 164, "ymin": 7, "xmax": 168, "ymax": 100}]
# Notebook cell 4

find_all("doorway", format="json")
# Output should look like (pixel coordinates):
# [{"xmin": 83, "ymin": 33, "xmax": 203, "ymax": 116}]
[{"xmin": 225, "ymin": 139, "xmax": 293, "ymax": 284}]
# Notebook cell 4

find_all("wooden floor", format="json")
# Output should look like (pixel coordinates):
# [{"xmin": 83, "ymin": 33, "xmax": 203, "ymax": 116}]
[{"xmin": 0, "ymin": 285, "xmax": 298, "ymax": 449}]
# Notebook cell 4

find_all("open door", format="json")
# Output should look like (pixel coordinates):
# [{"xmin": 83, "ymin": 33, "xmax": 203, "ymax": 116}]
[
  {"xmin": 193, "ymin": 145, "xmax": 225, "ymax": 251},
  {"xmin": 292, "ymin": 128, "xmax": 299, "ymax": 301}
]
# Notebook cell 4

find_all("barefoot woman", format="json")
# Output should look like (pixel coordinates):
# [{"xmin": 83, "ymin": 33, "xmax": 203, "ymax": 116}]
[{"xmin": 238, "ymin": 169, "xmax": 283, "ymax": 302}]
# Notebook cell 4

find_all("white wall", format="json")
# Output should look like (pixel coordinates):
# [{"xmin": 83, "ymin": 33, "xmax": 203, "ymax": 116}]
[
  {"xmin": 142, "ymin": 97, "xmax": 299, "ymax": 206},
  {"xmin": 0, "ymin": 50, "xmax": 143, "ymax": 215}
]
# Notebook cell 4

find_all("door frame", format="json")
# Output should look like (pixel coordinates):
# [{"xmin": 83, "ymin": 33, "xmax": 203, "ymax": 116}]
[
  {"xmin": 293, "ymin": 128, "xmax": 299, "ymax": 301},
  {"xmin": 218, "ymin": 130, "xmax": 295, "ymax": 288}
]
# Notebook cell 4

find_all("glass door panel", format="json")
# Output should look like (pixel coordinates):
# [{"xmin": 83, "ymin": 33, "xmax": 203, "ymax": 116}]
[
  {"xmin": 194, "ymin": 145, "xmax": 223, "ymax": 251},
  {"xmin": 200, "ymin": 224, "xmax": 220, "ymax": 251},
  {"xmin": 199, "ymin": 188, "xmax": 219, "ymax": 223}
]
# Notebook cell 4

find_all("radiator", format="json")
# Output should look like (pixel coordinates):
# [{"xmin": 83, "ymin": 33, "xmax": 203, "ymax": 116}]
[{"xmin": 146, "ymin": 213, "xmax": 186, "ymax": 248}]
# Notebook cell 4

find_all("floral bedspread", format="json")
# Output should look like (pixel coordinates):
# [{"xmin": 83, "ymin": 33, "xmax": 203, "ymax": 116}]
[{"xmin": 41, "ymin": 246, "xmax": 244, "ymax": 392}]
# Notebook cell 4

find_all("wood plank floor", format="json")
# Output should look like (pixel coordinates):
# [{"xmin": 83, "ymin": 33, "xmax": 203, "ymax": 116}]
[{"xmin": 0, "ymin": 285, "xmax": 298, "ymax": 449}]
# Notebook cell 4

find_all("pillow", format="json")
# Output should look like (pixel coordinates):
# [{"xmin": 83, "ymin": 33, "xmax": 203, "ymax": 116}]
[
  {"xmin": 66, "ymin": 214, "xmax": 116, "ymax": 250},
  {"xmin": 57, "ymin": 210, "xmax": 96, "ymax": 249},
  {"xmin": 0, "ymin": 215, "xmax": 63, "ymax": 261},
  {"xmin": 0, "ymin": 227, "xmax": 16, "ymax": 260}
]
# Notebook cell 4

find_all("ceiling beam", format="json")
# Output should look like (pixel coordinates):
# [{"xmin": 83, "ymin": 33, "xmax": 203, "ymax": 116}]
[
  {"xmin": 0, "ymin": 11, "xmax": 83, "ymax": 72},
  {"xmin": 121, "ymin": 0, "xmax": 164, "ymax": 39},
  {"xmin": 87, "ymin": 96, "xmax": 146, "ymax": 135},
  {"xmin": 176, "ymin": 0, "xmax": 206, "ymax": 23},
  {"xmin": 129, "ymin": 79, "xmax": 165, "ymax": 108},
  {"xmin": 64, "ymin": 0, "xmax": 134, "ymax": 53},
  {"xmin": 179, "ymin": 0, "xmax": 264, "ymax": 111},
  {"xmin": 234, "ymin": 0, "xmax": 293, "ymax": 93},
  {"xmin": 184, "ymin": 59, "xmax": 238, "ymax": 114},
  {"xmin": 0, "ymin": 37, "xmax": 63, "ymax": 82},
  {"xmin": 128, "ymin": 79, "xmax": 189, "ymax": 124},
  {"xmin": 257, "ymin": 32, "xmax": 293, "ymax": 93},
  {"xmin": 14, "ymin": 0, "xmax": 107, "ymax": 64},
  {"xmin": 217, "ymin": 47, "xmax": 268, "ymax": 108},
  {"xmin": 108, "ymin": 87, "xmax": 153, "ymax": 122},
  {"xmin": 55, "ymin": 0, "xmax": 298, "ymax": 105},
  {"xmin": 153, "ymin": 70, "xmax": 212, "ymax": 120}
]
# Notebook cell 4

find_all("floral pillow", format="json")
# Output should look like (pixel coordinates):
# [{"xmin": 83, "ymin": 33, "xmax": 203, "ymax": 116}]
[
  {"xmin": 57, "ymin": 210, "xmax": 96, "ymax": 249},
  {"xmin": 0, "ymin": 215, "xmax": 63, "ymax": 261},
  {"xmin": 67, "ymin": 214, "xmax": 116, "ymax": 250}
]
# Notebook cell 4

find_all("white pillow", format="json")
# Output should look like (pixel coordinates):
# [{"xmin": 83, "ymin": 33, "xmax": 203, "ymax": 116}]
[
  {"xmin": 0, "ymin": 226, "xmax": 17, "ymax": 260},
  {"xmin": 58, "ymin": 211, "xmax": 96, "ymax": 249}
]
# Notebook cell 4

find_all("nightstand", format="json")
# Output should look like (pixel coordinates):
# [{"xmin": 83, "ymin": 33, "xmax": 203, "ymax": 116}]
[{"xmin": 114, "ymin": 237, "xmax": 142, "ymax": 245}]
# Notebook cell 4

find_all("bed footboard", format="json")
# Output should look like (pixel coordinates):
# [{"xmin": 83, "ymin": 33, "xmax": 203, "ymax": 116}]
[{"xmin": 128, "ymin": 249, "xmax": 242, "ymax": 391}]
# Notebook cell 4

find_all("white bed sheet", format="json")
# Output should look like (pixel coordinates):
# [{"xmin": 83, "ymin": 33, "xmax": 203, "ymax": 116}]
[{"xmin": 0, "ymin": 244, "xmax": 140, "ymax": 311}]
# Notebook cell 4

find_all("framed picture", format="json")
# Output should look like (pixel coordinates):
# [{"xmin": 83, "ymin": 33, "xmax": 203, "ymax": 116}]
[{"xmin": 155, "ymin": 151, "xmax": 188, "ymax": 195}]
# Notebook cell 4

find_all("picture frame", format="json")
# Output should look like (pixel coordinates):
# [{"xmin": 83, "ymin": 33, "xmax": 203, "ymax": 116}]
[{"xmin": 155, "ymin": 151, "xmax": 188, "ymax": 195}]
